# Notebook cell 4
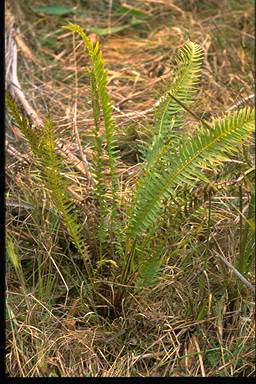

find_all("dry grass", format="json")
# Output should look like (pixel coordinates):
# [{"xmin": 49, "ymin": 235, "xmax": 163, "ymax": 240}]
[{"xmin": 5, "ymin": 0, "xmax": 255, "ymax": 377}]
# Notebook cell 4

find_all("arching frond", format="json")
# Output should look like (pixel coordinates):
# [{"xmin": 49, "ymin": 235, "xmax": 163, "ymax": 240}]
[
  {"xmin": 128, "ymin": 107, "xmax": 255, "ymax": 236},
  {"xmin": 145, "ymin": 42, "xmax": 204, "ymax": 187},
  {"xmin": 151, "ymin": 41, "xmax": 204, "ymax": 141}
]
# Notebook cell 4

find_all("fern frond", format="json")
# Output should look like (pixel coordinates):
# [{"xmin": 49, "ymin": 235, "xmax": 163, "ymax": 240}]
[
  {"xmin": 39, "ymin": 117, "xmax": 93, "ymax": 278},
  {"xmin": 121, "ymin": 43, "xmax": 205, "ymax": 285},
  {"xmin": 6, "ymin": 91, "xmax": 41, "ymax": 155},
  {"xmin": 146, "ymin": 42, "xmax": 204, "ymax": 182},
  {"xmin": 64, "ymin": 24, "xmax": 119, "ymax": 209},
  {"xmin": 6, "ymin": 92, "xmax": 93, "ymax": 278},
  {"xmin": 128, "ymin": 107, "xmax": 255, "ymax": 236},
  {"xmin": 153, "ymin": 41, "xmax": 204, "ymax": 137},
  {"xmin": 126, "ymin": 42, "xmax": 205, "ymax": 241},
  {"xmin": 64, "ymin": 24, "xmax": 121, "ymax": 257}
]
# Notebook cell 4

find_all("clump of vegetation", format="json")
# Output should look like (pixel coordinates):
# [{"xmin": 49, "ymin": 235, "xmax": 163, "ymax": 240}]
[
  {"xmin": 6, "ymin": 2, "xmax": 255, "ymax": 376},
  {"xmin": 6, "ymin": 24, "xmax": 254, "ymax": 316}
]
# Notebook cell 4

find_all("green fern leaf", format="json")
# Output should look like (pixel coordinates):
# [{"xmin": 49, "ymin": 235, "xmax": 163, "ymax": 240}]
[
  {"xmin": 6, "ymin": 92, "xmax": 93, "ymax": 278},
  {"xmin": 145, "ymin": 42, "xmax": 204, "ymax": 187},
  {"xmin": 128, "ymin": 107, "xmax": 255, "ymax": 236},
  {"xmin": 39, "ymin": 117, "xmax": 93, "ymax": 278},
  {"xmin": 64, "ymin": 24, "xmax": 121, "ymax": 257}
]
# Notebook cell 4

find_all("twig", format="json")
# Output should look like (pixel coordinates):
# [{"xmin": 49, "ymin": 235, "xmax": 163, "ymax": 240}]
[
  {"xmin": 56, "ymin": 140, "xmax": 92, "ymax": 179},
  {"xmin": 212, "ymin": 235, "xmax": 255, "ymax": 294},
  {"xmin": 5, "ymin": 21, "xmax": 43, "ymax": 128},
  {"xmin": 227, "ymin": 94, "xmax": 255, "ymax": 112},
  {"xmin": 6, "ymin": 139, "xmax": 30, "ymax": 164},
  {"xmin": 5, "ymin": 15, "xmax": 92, "ymax": 180}
]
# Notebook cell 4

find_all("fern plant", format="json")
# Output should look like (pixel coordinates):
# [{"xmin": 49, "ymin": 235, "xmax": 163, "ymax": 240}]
[
  {"xmin": 6, "ymin": 26, "xmax": 255, "ymax": 317},
  {"xmin": 120, "ymin": 107, "xmax": 254, "ymax": 299},
  {"xmin": 118, "ymin": 43, "xmax": 254, "ymax": 301}
]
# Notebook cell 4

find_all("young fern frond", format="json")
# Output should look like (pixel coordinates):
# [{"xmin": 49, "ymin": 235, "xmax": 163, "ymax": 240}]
[
  {"xmin": 64, "ymin": 24, "xmax": 120, "ymax": 257},
  {"xmin": 128, "ymin": 107, "xmax": 255, "ymax": 237},
  {"xmin": 63, "ymin": 26, "xmax": 119, "ymax": 206}
]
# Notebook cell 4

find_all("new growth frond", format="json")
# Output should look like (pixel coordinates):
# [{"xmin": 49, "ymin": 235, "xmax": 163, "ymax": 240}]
[
  {"xmin": 64, "ymin": 24, "xmax": 121, "ymax": 257},
  {"xmin": 64, "ymin": 24, "xmax": 119, "ymax": 209}
]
